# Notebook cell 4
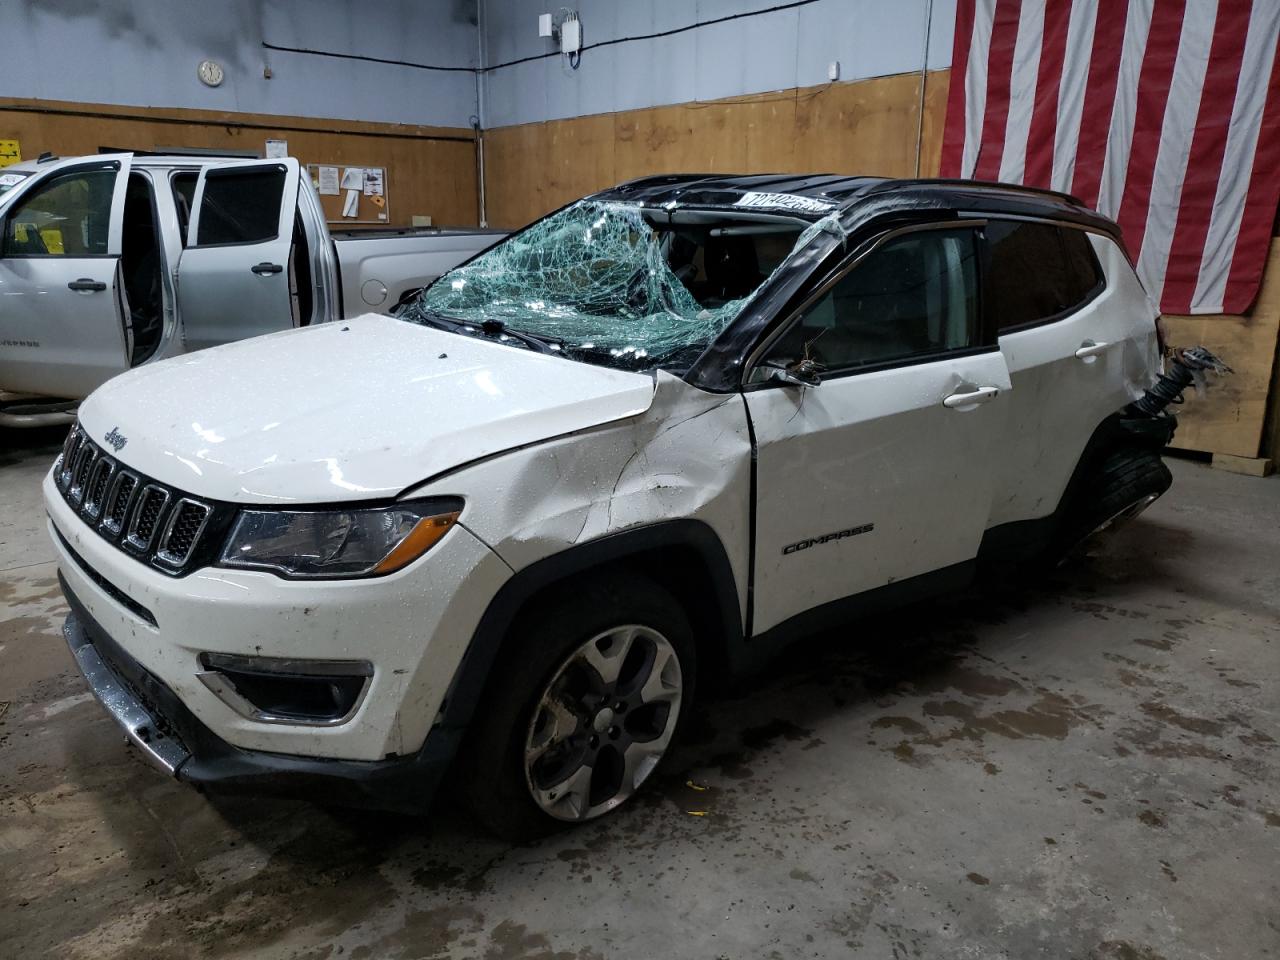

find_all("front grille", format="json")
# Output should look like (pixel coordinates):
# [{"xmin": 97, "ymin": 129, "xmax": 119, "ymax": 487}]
[{"xmin": 54, "ymin": 423, "xmax": 230, "ymax": 577}]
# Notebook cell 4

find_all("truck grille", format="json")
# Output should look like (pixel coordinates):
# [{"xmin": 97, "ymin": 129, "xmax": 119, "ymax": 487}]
[{"xmin": 54, "ymin": 424, "xmax": 225, "ymax": 576}]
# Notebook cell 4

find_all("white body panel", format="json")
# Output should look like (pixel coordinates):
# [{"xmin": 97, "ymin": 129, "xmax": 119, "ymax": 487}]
[
  {"xmin": 76, "ymin": 314, "xmax": 657, "ymax": 504},
  {"xmin": 987, "ymin": 236, "xmax": 1162, "ymax": 526},
  {"xmin": 747, "ymin": 350, "xmax": 1013, "ymax": 634},
  {"xmin": 0, "ymin": 153, "xmax": 504, "ymax": 412}
]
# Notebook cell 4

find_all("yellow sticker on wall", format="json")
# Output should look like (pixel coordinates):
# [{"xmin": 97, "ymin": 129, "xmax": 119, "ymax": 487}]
[{"xmin": 0, "ymin": 140, "xmax": 21, "ymax": 168}]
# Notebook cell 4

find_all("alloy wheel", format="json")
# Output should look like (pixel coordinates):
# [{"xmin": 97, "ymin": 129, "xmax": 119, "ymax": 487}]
[{"xmin": 523, "ymin": 624, "xmax": 683, "ymax": 821}]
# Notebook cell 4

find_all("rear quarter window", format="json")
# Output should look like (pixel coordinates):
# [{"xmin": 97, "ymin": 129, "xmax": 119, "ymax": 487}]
[{"xmin": 984, "ymin": 220, "xmax": 1104, "ymax": 332}]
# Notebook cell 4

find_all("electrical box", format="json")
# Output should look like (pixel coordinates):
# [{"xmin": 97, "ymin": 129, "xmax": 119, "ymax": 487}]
[
  {"xmin": 561, "ymin": 17, "xmax": 581, "ymax": 54},
  {"xmin": 538, "ymin": 13, "xmax": 554, "ymax": 38}
]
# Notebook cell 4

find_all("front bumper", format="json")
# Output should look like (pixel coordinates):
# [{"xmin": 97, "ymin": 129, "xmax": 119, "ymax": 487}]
[
  {"xmin": 61, "ymin": 574, "xmax": 462, "ymax": 813},
  {"xmin": 44, "ymin": 469, "xmax": 511, "ymax": 761}
]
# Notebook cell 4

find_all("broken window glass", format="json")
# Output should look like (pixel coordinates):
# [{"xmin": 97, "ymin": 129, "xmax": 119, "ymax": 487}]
[{"xmin": 402, "ymin": 200, "xmax": 827, "ymax": 371}]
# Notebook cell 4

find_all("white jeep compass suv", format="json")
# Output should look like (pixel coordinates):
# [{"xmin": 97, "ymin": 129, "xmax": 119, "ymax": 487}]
[{"xmin": 47, "ymin": 175, "xmax": 1185, "ymax": 839}]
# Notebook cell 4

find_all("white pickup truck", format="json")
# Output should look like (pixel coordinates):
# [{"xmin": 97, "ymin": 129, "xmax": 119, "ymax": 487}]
[{"xmin": 0, "ymin": 153, "xmax": 503, "ymax": 426}]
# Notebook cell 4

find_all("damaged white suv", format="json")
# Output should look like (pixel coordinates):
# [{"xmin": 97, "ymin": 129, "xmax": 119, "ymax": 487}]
[{"xmin": 49, "ymin": 175, "xmax": 1187, "ymax": 839}]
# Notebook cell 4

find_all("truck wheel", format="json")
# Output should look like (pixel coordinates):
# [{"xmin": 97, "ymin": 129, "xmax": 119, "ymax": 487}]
[
  {"xmin": 1058, "ymin": 447, "xmax": 1172, "ymax": 557},
  {"xmin": 457, "ymin": 573, "xmax": 696, "ymax": 841}
]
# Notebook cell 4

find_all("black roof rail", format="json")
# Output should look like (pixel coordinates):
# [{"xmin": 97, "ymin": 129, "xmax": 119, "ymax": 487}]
[{"xmin": 891, "ymin": 177, "xmax": 1086, "ymax": 207}]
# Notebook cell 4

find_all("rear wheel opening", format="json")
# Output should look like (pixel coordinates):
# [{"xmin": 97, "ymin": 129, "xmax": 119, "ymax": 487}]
[{"xmin": 1057, "ymin": 446, "xmax": 1173, "ymax": 559}]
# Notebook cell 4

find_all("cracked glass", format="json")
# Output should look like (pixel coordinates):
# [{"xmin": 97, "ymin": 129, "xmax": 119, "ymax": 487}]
[{"xmin": 401, "ymin": 200, "xmax": 837, "ymax": 372}]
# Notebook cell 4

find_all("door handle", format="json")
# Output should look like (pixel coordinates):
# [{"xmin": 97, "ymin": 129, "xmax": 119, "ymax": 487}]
[
  {"xmin": 251, "ymin": 262, "xmax": 284, "ymax": 275},
  {"xmin": 1075, "ymin": 339, "xmax": 1111, "ymax": 360},
  {"xmin": 67, "ymin": 278, "xmax": 106, "ymax": 292},
  {"xmin": 943, "ymin": 386, "xmax": 1000, "ymax": 410}
]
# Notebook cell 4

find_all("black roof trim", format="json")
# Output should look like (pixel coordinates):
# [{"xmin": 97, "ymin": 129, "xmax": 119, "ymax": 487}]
[{"xmin": 589, "ymin": 172, "xmax": 1113, "ymax": 235}]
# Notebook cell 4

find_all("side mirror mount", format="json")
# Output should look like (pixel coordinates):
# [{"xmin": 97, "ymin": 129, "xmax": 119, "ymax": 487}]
[{"xmin": 766, "ymin": 359, "xmax": 822, "ymax": 388}]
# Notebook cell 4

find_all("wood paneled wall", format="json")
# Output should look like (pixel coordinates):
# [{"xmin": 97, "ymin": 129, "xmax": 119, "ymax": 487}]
[
  {"xmin": 0, "ymin": 98, "xmax": 480, "ymax": 228},
  {"xmin": 483, "ymin": 70, "xmax": 951, "ymax": 229}
]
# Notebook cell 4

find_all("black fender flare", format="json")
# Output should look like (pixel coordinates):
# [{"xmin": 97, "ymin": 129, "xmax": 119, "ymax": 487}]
[{"xmin": 437, "ymin": 519, "xmax": 744, "ymax": 733}]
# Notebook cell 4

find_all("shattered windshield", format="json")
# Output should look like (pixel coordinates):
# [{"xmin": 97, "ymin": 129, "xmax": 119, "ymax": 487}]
[{"xmin": 400, "ymin": 200, "xmax": 816, "ymax": 371}]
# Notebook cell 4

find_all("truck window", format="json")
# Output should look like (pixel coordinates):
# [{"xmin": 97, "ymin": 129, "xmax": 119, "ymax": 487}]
[
  {"xmin": 170, "ymin": 172, "xmax": 198, "ymax": 246},
  {"xmin": 194, "ymin": 166, "xmax": 285, "ymax": 247},
  {"xmin": 2, "ymin": 165, "xmax": 116, "ymax": 257}
]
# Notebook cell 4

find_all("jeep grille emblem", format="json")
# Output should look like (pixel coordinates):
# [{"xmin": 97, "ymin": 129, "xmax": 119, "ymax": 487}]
[{"xmin": 104, "ymin": 427, "xmax": 128, "ymax": 453}]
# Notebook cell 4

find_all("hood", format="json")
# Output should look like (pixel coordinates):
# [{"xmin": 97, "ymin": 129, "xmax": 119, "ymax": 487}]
[{"xmin": 78, "ymin": 314, "xmax": 656, "ymax": 504}]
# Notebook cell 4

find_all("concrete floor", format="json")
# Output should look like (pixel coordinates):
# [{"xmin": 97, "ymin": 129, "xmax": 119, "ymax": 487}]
[{"xmin": 1, "ymin": 424, "xmax": 1277, "ymax": 960}]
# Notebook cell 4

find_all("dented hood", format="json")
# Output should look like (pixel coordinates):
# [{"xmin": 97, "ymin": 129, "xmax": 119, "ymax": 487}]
[{"xmin": 77, "ymin": 314, "xmax": 656, "ymax": 504}]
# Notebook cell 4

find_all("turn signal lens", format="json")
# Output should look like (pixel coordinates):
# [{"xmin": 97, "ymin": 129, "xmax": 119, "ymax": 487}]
[{"xmin": 372, "ymin": 512, "xmax": 460, "ymax": 574}]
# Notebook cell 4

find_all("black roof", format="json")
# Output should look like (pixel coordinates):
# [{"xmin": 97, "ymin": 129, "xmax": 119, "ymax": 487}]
[{"xmin": 592, "ymin": 172, "xmax": 1121, "ymax": 241}]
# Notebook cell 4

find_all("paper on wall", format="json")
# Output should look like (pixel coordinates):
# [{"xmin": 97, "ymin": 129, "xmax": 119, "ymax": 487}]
[
  {"xmin": 265, "ymin": 139, "xmax": 288, "ymax": 158},
  {"xmin": 317, "ymin": 166, "xmax": 340, "ymax": 196},
  {"xmin": 340, "ymin": 167, "xmax": 364, "ymax": 190},
  {"xmin": 342, "ymin": 189, "xmax": 360, "ymax": 218},
  {"xmin": 363, "ymin": 168, "xmax": 384, "ymax": 197}
]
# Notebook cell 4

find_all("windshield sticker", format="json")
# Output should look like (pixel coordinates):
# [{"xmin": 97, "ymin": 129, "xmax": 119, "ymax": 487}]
[{"xmin": 734, "ymin": 192, "xmax": 835, "ymax": 214}]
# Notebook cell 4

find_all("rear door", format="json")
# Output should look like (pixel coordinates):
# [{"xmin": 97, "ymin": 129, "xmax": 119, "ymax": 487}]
[
  {"xmin": 0, "ymin": 154, "xmax": 134, "ymax": 398},
  {"xmin": 176, "ymin": 158, "xmax": 301, "ymax": 351},
  {"xmin": 981, "ymin": 220, "xmax": 1138, "ymax": 529},
  {"xmin": 744, "ymin": 223, "xmax": 1012, "ymax": 636}
]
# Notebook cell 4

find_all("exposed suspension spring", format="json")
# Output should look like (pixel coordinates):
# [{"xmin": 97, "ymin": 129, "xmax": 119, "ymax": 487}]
[{"xmin": 1127, "ymin": 346, "xmax": 1233, "ymax": 419}]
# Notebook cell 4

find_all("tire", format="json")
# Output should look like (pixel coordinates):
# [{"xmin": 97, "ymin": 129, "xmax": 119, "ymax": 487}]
[
  {"xmin": 1056, "ymin": 446, "xmax": 1172, "ymax": 558},
  {"xmin": 455, "ymin": 571, "xmax": 697, "ymax": 842}
]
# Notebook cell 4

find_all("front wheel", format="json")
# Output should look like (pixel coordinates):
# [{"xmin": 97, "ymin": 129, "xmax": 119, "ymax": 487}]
[{"xmin": 456, "ymin": 574, "xmax": 696, "ymax": 841}]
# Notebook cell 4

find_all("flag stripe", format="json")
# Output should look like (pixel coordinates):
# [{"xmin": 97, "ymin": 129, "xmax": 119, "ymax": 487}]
[
  {"xmin": 1194, "ymin": 2, "xmax": 1280, "ymax": 310},
  {"xmin": 1134, "ymin": 1, "xmax": 1218, "ymax": 301},
  {"xmin": 961, "ymin": 0, "xmax": 998, "ymax": 176},
  {"xmin": 973, "ymin": 0, "xmax": 1024, "ymax": 179},
  {"xmin": 939, "ymin": 0, "xmax": 978, "ymax": 177},
  {"xmin": 1049, "ymin": 0, "xmax": 1100, "ymax": 193},
  {"xmin": 1162, "ymin": 1, "xmax": 1253, "ymax": 313},
  {"xmin": 998, "ymin": 0, "xmax": 1046, "ymax": 183},
  {"xmin": 1223, "ymin": 32, "xmax": 1280, "ymax": 312},
  {"xmin": 1070, "ymin": 1, "xmax": 1131, "ymax": 207},
  {"xmin": 1096, "ymin": 0, "xmax": 1155, "ymax": 216},
  {"xmin": 1113, "ymin": 0, "xmax": 1186, "ymax": 265},
  {"xmin": 1023, "ymin": 0, "xmax": 1072, "ymax": 187}
]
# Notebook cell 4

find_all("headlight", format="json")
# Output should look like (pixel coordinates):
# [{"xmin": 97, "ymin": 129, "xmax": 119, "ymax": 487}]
[{"xmin": 218, "ymin": 498, "xmax": 463, "ymax": 579}]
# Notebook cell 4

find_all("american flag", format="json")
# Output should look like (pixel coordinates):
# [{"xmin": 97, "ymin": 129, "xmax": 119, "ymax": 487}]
[{"xmin": 940, "ymin": 0, "xmax": 1280, "ymax": 315}]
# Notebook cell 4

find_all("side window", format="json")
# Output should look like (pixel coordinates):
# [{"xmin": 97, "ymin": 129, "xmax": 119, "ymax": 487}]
[
  {"xmin": 2, "ymin": 166, "xmax": 117, "ymax": 257},
  {"xmin": 194, "ymin": 166, "xmax": 286, "ymax": 246},
  {"xmin": 984, "ymin": 220, "xmax": 1103, "ymax": 332},
  {"xmin": 765, "ymin": 227, "xmax": 980, "ymax": 374}
]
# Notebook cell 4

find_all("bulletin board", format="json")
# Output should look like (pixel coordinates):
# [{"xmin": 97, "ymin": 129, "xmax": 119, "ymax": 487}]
[{"xmin": 305, "ymin": 163, "xmax": 390, "ymax": 225}]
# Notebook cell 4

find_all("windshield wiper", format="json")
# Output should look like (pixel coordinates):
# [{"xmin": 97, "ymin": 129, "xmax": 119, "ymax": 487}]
[
  {"xmin": 478, "ymin": 319, "xmax": 563, "ymax": 356},
  {"xmin": 404, "ymin": 308, "xmax": 561, "ymax": 356}
]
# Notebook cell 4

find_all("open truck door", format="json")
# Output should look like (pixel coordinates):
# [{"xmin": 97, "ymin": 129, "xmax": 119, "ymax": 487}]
[
  {"xmin": 0, "ymin": 154, "xmax": 135, "ymax": 398},
  {"xmin": 177, "ymin": 158, "xmax": 303, "ymax": 351}
]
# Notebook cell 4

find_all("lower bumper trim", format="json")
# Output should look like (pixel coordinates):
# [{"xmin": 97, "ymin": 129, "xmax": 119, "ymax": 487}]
[
  {"xmin": 65, "ymin": 620, "xmax": 191, "ymax": 775},
  {"xmin": 59, "ymin": 571, "xmax": 461, "ymax": 814}
]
